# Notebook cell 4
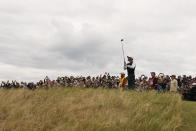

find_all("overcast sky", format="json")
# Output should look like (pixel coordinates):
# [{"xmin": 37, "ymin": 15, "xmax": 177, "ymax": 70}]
[{"xmin": 0, "ymin": 0, "xmax": 196, "ymax": 81}]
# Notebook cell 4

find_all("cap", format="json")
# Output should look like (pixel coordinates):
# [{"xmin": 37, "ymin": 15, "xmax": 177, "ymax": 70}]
[
  {"xmin": 127, "ymin": 56, "xmax": 133, "ymax": 59},
  {"xmin": 170, "ymin": 75, "xmax": 176, "ymax": 78}
]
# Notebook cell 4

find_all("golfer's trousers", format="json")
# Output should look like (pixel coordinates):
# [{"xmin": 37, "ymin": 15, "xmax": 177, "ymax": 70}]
[{"xmin": 128, "ymin": 77, "xmax": 135, "ymax": 89}]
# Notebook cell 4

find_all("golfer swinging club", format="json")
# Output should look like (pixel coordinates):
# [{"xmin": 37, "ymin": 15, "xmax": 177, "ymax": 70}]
[{"xmin": 121, "ymin": 39, "xmax": 136, "ymax": 90}]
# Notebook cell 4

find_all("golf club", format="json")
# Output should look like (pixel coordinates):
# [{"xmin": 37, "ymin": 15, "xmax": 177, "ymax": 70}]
[{"xmin": 121, "ymin": 39, "xmax": 126, "ymax": 63}]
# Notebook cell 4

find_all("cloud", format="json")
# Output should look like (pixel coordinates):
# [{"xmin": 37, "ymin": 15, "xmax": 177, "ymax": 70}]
[{"xmin": 0, "ymin": 0, "xmax": 195, "ymax": 81}]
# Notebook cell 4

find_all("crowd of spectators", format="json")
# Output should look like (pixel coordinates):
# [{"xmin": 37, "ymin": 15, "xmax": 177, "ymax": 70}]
[
  {"xmin": 0, "ymin": 72, "xmax": 195, "ymax": 93},
  {"xmin": 135, "ymin": 73, "xmax": 196, "ymax": 92}
]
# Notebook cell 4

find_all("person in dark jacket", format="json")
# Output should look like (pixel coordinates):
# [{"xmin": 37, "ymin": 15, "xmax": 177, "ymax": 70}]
[
  {"xmin": 149, "ymin": 72, "xmax": 158, "ymax": 90},
  {"xmin": 124, "ymin": 56, "xmax": 136, "ymax": 89}
]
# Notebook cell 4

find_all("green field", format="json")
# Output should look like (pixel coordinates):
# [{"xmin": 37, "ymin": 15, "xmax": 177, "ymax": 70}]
[
  {"xmin": 0, "ymin": 88, "xmax": 195, "ymax": 131},
  {"xmin": 180, "ymin": 101, "xmax": 196, "ymax": 131}
]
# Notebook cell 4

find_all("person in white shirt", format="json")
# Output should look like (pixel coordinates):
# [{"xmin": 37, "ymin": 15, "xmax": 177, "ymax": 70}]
[{"xmin": 170, "ymin": 75, "xmax": 178, "ymax": 92}]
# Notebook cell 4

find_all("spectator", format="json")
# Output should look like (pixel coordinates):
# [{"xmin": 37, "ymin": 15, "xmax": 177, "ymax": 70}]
[
  {"xmin": 149, "ymin": 72, "xmax": 158, "ymax": 90},
  {"xmin": 170, "ymin": 75, "xmax": 178, "ymax": 92},
  {"xmin": 119, "ymin": 73, "xmax": 127, "ymax": 92}
]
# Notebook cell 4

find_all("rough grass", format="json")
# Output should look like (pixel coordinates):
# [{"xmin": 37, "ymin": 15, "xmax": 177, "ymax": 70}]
[
  {"xmin": 0, "ymin": 88, "xmax": 194, "ymax": 131},
  {"xmin": 179, "ymin": 101, "xmax": 196, "ymax": 131}
]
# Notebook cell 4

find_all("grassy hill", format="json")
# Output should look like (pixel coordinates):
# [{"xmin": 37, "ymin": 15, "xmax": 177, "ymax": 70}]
[{"xmin": 0, "ymin": 88, "xmax": 195, "ymax": 131}]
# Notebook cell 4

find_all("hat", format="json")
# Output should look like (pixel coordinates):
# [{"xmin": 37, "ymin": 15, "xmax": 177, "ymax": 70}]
[
  {"xmin": 171, "ymin": 75, "xmax": 176, "ymax": 78},
  {"xmin": 120, "ymin": 72, "xmax": 125, "ymax": 75},
  {"xmin": 151, "ymin": 72, "xmax": 156, "ymax": 75},
  {"xmin": 127, "ymin": 56, "xmax": 133, "ymax": 59}
]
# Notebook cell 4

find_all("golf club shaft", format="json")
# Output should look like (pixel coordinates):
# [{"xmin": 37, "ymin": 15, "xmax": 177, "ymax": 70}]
[{"xmin": 121, "ymin": 41, "xmax": 126, "ymax": 63}]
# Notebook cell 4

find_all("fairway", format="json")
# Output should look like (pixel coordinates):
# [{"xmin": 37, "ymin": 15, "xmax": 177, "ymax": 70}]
[{"xmin": 0, "ymin": 88, "xmax": 195, "ymax": 131}]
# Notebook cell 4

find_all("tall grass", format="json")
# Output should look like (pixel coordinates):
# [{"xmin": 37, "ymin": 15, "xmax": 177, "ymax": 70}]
[{"xmin": 0, "ymin": 88, "xmax": 182, "ymax": 131}]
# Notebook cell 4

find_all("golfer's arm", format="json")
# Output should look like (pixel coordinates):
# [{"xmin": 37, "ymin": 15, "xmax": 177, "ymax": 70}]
[
  {"xmin": 127, "ymin": 63, "xmax": 136, "ymax": 69},
  {"xmin": 124, "ymin": 64, "xmax": 127, "ymax": 70}
]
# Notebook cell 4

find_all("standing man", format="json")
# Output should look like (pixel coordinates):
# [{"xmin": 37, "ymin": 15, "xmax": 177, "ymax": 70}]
[
  {"xmin": 124, "ymin": 56, "xmax": 136, "ymax": 89},
  {"xmin": 149, "ymin": 72, "xmax": 158, "ymax": 90},
  {"xmin": 170, "ymin": 75, "xmax": 178, "ymax": 92}
]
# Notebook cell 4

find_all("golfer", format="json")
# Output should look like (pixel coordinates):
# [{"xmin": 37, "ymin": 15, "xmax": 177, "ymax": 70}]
[{"xmin": 124, "ymin": 56, "xmax": 136, "ymax": 89}]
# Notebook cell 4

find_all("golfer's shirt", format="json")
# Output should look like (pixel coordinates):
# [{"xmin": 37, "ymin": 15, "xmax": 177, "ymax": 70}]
[
  {"xmin": 124, "ymin": 62, "xmax": 136, "ymax": 70},
  {"xmin": 124, "ymin": 62, "xmax": 136, "ymax": 77}
]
